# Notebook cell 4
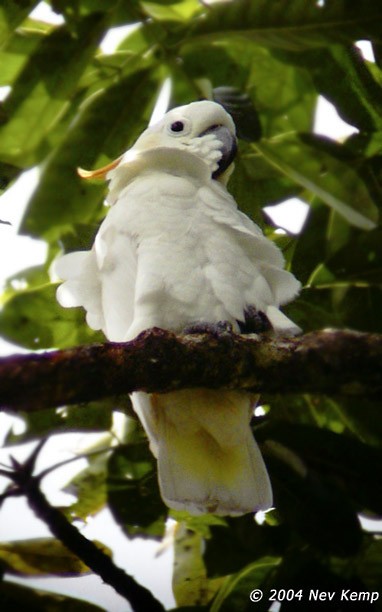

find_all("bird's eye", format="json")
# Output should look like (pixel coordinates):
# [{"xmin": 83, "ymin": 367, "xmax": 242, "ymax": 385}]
[{"xmin": 170, "ymin": 121, "xmax": 185, "ymax": 133}]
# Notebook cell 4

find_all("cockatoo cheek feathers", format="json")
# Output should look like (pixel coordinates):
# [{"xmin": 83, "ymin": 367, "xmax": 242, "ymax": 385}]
[{"xmin": 199, "ymin": 124, "xmax": 237, "ymax": 179}]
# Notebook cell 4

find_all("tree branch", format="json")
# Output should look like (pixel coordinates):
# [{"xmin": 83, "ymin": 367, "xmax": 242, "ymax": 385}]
[{"xmin": 0, "ymin": 328, "xmax": 381, "ymax": 413}]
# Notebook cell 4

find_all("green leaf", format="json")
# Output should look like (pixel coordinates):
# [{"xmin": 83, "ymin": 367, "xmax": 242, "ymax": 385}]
[
  {"xmin": 173, "ymin": 522, "xmax": 224, "ymax": 607},
  {"xmin": 142, "ymin": 0, "xmax": 201, "ymax": 23},
  {"xmin": 4, "ymin": 399, "xmax": 113, "ymax": 446},
  {"xmin": 107, "ymin": 439, "xmax": 167, "ymax": 539},
  {"xmin": 64, "ymin": 443, "xmax": 112, "ymax": 521},
  {"xmin": 21, "ymin": 66, "xmax": 158, "ymax": 240},
  {"xmin": 272, "ymin": 553, "xmax": 374, "ymax": 611},
  {"xmin": 0, "ymin": 161, "xmax": 21, "ymax": 194},
  {"xmin": 210, "ymin": 556, "xmax": 280, "ymax": 612},
  {"xmin": 190, "ymin": 0, "xmax": 382, "ymax": 50},
  {"xmin": 331, "ymin": 285, "xmax": 382, "ymax": 333},
  {"xmin": 204, "ymin": 517, "xmax": 288, "ymax": 579},
  {"xmin": 291, "ymin": 202, "xmax": 330, "ymax": 285},
  {"xmin": 325, "ymin": 228, "xmax": 382, "ymax": 284},
  {"xmin": 0, "ymin": 283, "xmax": 101, "ymax": 349},
  {"xmin": 264, "ymin": 394, "xmax": 346, "ymax": 434},
  {"xmin": 276, "ymin": 44, "xmax": 382, "ymax": 131},
  {"xmin": 0, "ymin": 13, "xmax": 108, "ymax": 167},
  {"xmin": 266, "ymin": 452, "xmax": 363, "ymax": 556},
  {"xmin": 181, "ymin": 40, "xmax": 317, "ymax": 136},
  {"xmin": 2, "ymin": 263, "xmax": 51, "ymax": 298},
  {"xmin": 0, "ymin": 580, "xmax": 104, "ymax": 610},
  {"xmin": 358, "ymin": 539, "xmax": 382, "ymax": 593},
  {"xmin": 0, "ymin": 1, "xmax": 39, "ymax": 48},
  {"xmin": 336, "ymin": 397, "xmax": 382, "ymax": 447},
  {"xmin": 288, "ymin": 284, "xmax": 382, "ymax": 333},
  {"xmin": 260, "ymin": 422, "xmax": 382, "ymax": 517},
  {"xmin": 117, "ymin": 20, "xmax": 167, "ymax": 54},
  {"xmin": 0, "ymin": 29, "xmax": 45, "ymax": 87},
  {"xmin": 231, "ymin": 147, "xmax": 301, "ymax": 225},
  {"xmin": 256, "ymin": 133, "xmax": 379, "ymax": 230},
  {"xmin": 299, "ymin": 396, "xmax": 345, "ymax": 434},
  {"xmin": 349, "ymin": 130, "xmax": 382, "ymax": 159},
  {"xmin": 170, "ymin": 512, "xmax": 227, "ymax": 539},
  {"xmin": 0, "ymin": 538, "xmax": 109, "ymax": 576},
  {"xmin": 51, "ymin": 0, "xmax": 141, "ymax": 24}
]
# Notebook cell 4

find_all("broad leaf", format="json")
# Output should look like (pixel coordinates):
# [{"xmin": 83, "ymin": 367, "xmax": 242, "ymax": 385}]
[
  {"xmin": 190, "ymin": 0, "xmax": 382, "ymax": 50},
  {"xmin": 107, "ymin": 440, "xmax": 167, "ymax": 539},
  {"xmin": 0, "ymin": 283, "xmax": 100, "ymax": 349},
  {"xmin": 173, "ymin": 523, "xmax": 224, "ymax": 607},
  {"xmin": 0, "ymin": 1, "xmax": 39, "ymax": 48},
  {"xmin": 181, "ymin": 40, "xmax": 317, "ymax": 136},
  {"xmin": 20, "ymin": 67, "xmax": 158, "ymax": 240},
  {"xmin": 266, "ymin": 453, "xmax": 363, "ymax": 556},
  {"xmin": 0, "ymin": 581, "xmax": 104, "ymax": 610},
  {"xmin": 260, "ymin": 422, "xmax": 382, "ymax": 517},
  {"xmin": 256, "ymin": 133, "xmax": 379, "ymax": 230},
  {"xmin": 4, "ymin": 399, "xmax": 113, "ymax": 446},
  {"xmin": 64, "ymin": 441, "xmax": 113, "ymax": 521},
  {"xmin": 0, "ymin": 14, "xmax": 108, "ymax": 167},
  {"xmin": 204, "ymin": 517, "xmax": 288, "ymax": 578},
  {"xmin": 141, "ymin": 0, "xmax": 201, "ymax": 23},
  {"xmin": 0, "ymin": 29, "xmax": 44, "ymax": 87},
  {"xmin": 357, "ymin": 539, "xmax": 382, "ymax": 593},
  {"xmin": 0, "ymin": 538, "xmax": 109, "ymax": 576},
  {"xmin": 276, "ymin": 44, "xmax": 382, "ymax": 131},
  {"xmin": 210, "ymin": 556, "xmax": 280, "ymax": 612}
]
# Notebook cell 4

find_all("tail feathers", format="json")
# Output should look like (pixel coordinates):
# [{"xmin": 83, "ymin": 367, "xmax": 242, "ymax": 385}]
[{"xmin": 133, "ymin": 389, "xmax": 272, "ymax": 516}]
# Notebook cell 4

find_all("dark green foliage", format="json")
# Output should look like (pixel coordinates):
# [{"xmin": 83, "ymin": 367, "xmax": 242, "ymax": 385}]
[
  {"xmin": 107, "ymin": 425, "xmax": 168, "ymax": 539},
  {"xmin": 1, "ymin": 1, "xmax": 382, "ymax": 609}
]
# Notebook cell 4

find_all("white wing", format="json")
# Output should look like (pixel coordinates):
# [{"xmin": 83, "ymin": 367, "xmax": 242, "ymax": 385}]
[
  {"xmin": 55, "ymin": 203, "xmax": 137, "ymax": 342},
  {"xmin": 196, "ymin": 181, "xmax": 301, "ymax": 331}
]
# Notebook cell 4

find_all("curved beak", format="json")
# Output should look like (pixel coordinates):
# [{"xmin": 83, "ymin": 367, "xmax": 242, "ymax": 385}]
[
  {"xmin": 77, "ymin": 156, "xmax": 122, "ymax": 180},
  {"xmin": 198, "ymin": 124, "xmax": 237, "ymax": 179}
]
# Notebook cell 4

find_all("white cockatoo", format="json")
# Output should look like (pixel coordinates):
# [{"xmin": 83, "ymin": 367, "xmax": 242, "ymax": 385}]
[{"xmin": 55, "ymin": 100, "xmax": 301, "ymax": 516}]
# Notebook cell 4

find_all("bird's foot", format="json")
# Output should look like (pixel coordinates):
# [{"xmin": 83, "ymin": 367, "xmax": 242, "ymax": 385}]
[{"xmin": 237, "ymin": 306, "xmax": 272, "ymax": 334}]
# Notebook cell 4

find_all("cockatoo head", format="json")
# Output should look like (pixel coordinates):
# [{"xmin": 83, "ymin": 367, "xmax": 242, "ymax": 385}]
[
  {"xmin": 79, "ymin": 100, "xmax": 237, "ymax": 185},
  {"xmin": 133, "ymin": 100, "xmax": 237, "ymax": 179}
]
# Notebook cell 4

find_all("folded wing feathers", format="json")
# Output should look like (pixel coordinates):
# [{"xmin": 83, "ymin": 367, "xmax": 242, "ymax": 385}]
[
  {"xmin": 198, "ymin": 185, "xmax": 300, "ymax": 326},
  {"xmin": 55, "ymin": 251, "xmax": 105, "ymax": 332}
]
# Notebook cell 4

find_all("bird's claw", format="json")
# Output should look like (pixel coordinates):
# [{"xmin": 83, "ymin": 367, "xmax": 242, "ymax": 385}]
[{"xmin": 237, "ymin": 306, "xmax": 272, "ymax": 334}]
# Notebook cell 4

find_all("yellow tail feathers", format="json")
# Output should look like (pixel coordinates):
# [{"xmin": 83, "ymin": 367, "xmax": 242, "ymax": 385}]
[{"xmin": 132, "ymin": 389, "xmax": 272, "ymax": 516}]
